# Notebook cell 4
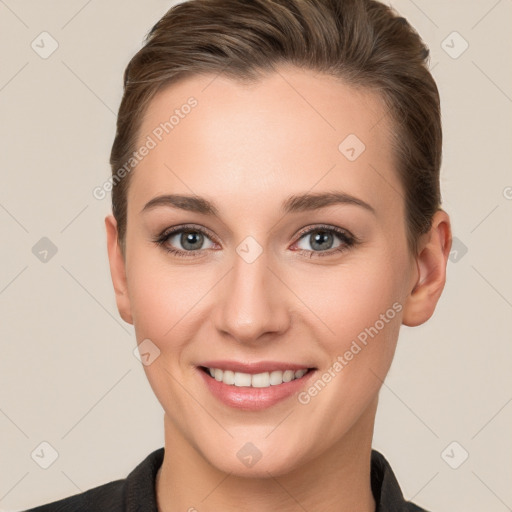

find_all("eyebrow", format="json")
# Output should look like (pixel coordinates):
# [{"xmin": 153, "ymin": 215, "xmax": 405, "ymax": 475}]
[{"xmin": 141, "ymin": 191, "xmax": 376, "ymax": 216}]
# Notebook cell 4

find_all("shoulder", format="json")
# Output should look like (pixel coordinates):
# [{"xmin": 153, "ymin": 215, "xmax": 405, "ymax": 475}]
[
  {"xmin": 22, "ymin": 479, "xmax": 125, "ymax": 512},
  {"xmin": 371, "ymin": 449, "xmax": 431, "ymax": 512},
  {"xmin": 22, "ymin": 447, "xmax": 165, "ymax": 512}
]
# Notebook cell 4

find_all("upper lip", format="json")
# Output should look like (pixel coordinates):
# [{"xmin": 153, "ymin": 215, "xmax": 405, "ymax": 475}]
[{"xmin": 199, "ymin": 360, "xmax": 316, "ymax": 374}]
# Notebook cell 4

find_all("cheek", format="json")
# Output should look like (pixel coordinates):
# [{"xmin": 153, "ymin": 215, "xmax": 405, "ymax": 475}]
[
  {"xmin": 125, "ymin": 240, "xmax": 211, "ymax": 340},
  {"xmin": 125, "ymin": 256, "xmax": 205, "ymax": 405},
  {"xmin": 292, "ymin": 259, "xmax": 405, "ymax": 432},
  {"xmin": 295, "ymin": 254, "xmax": 405, "ymax": 350},
  {"xmin": 293, "ymin": 259, "xmax": 404, "ymax": 411},
  {"xmin": 128, "ymin": 270, "xmax": 174, "ymax": 339}
]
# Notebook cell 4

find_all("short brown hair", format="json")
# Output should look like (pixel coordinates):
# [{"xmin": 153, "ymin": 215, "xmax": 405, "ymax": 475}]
[{"xmin": 110, "ymin": 0, "xmax": 442, "ymax": 255}]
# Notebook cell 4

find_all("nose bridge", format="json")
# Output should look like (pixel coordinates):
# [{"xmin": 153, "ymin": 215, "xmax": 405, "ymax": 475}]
[{"xmin": 214, "ymin": 240, "xmax": 289, "ymax": 343}]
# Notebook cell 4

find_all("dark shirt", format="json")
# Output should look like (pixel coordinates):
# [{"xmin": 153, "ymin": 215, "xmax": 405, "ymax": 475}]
[{"xmin": 23, "ymin": 448, "xmax": 429, "ymax": 511}]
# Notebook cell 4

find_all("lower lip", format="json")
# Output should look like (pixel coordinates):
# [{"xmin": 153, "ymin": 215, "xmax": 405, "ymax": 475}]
[{"xmin": 197, "ymin": 367, "xmax": 317, "ymax": 411}]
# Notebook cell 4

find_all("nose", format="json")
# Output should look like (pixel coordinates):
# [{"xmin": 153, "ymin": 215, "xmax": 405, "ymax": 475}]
[{"xmin": 212, "ymin": 247, "xmax": 290, "ymax": 345}]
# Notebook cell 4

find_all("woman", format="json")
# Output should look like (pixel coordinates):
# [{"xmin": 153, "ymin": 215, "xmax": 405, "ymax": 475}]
[{"xmin": 25, "ymin": 0, "xmax": 451, "ymax": 510}]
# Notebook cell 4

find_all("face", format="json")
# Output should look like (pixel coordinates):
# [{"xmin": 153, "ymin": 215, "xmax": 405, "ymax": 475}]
[{"xmin": 107, "ymin": 66, "xmax": 423, "ymax": 477}]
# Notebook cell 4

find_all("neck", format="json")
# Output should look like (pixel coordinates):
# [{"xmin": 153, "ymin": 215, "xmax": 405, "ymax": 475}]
[{"xmin": 156, "ymin": 399, "xmax": 377, "ymax": 512}]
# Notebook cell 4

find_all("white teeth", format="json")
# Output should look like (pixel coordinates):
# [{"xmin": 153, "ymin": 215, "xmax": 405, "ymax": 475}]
[
  {"xmin": 205, "ymin": 367, "xmax": 310, "ymax": 388},
  {"xmin": 269, "ymin": 370, "xmax": 283, "ymax": 385},
  {"xmin": 222, "ymin": 370, "xmax": 235, "ymax": 385},
  {"xmin": 282, "ymin": 370, "xmax": 295, "ymax": 382},
  {"xmin": 234, "ymin": 372, "xmax": 252, "ymax": 387},
  {"xmin": 251, "ymin": 372, "xmax": 270, "ymax": 388}
]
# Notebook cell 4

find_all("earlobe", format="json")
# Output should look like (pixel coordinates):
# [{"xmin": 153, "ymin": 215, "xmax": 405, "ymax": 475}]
[
  {"xmin": 105, "ymin": 215, "xmax": 133, "ymax": 325},
  {"xmin": 402, "ymin": 209, "xmax": 452, "ymax": 327}
]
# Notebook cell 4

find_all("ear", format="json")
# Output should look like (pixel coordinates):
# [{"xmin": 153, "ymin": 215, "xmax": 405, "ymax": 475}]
[
  {"xmin": 402, "ymin": 209, "xmax": 452, "ymax": 327},
  {"xmin": 105, "ymin": 215, "xmax": 133, "ymax": 325}
]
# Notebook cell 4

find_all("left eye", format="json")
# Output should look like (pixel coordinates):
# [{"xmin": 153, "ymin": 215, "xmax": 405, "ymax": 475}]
[{"xmin": 294, "ymin": 228, "xmax": 351, "ymax": 253}]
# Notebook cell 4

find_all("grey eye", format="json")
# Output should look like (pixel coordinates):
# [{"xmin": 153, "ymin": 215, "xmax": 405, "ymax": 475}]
[
  {"xmin": 296, "ymin": 230, "xmax": 343, "ymax": 252},
  {"xmin": 168, "ymin": 230, "xmax": 215, "ymax": 251}
]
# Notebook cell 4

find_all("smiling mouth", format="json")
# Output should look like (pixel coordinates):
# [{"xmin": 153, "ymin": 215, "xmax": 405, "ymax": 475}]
[{"xmin": 199, "ymin": 365, "xmax": 316, "ymax": 388}]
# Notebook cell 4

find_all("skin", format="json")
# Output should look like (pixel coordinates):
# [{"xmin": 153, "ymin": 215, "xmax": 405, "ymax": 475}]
[{"xmin": 105, "ymin": 65, "xmax": 451, "ymax": 512}]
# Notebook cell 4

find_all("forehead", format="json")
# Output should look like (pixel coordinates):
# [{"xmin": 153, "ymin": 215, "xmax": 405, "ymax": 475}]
[{"xmin": 130, "ymin": 66, "xmax": 402, "ymax": 219}]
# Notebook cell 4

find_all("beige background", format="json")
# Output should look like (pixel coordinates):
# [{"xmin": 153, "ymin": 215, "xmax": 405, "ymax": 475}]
[{"xmin": 1, "ymin": 1, "xmax": 511, "ymax": 511}]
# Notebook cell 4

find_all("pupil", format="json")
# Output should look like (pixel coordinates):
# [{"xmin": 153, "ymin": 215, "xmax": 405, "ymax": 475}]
[
  {"xmin": 182, "ymin": 231, "xmax": 203, "ymax": 250},
  {"xmin": 311, "ymin": 231, "xmax": 333, "ymax": 251}
]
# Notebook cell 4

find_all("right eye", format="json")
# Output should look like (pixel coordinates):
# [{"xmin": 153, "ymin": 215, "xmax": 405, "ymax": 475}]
[{"xmin": 154, "ymin": 225, "xmax": 217, "ymax": 257}]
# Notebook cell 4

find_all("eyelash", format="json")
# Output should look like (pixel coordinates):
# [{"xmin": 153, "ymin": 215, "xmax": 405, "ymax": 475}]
[{"xmin": 153, "ymin": 223, "xmax": 359, "ymax": 259}]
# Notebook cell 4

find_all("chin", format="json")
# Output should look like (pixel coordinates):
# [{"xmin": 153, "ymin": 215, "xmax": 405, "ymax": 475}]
[{"xmin": 197, "ymin": 434, "xmax": 308, "ymax": 479}]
